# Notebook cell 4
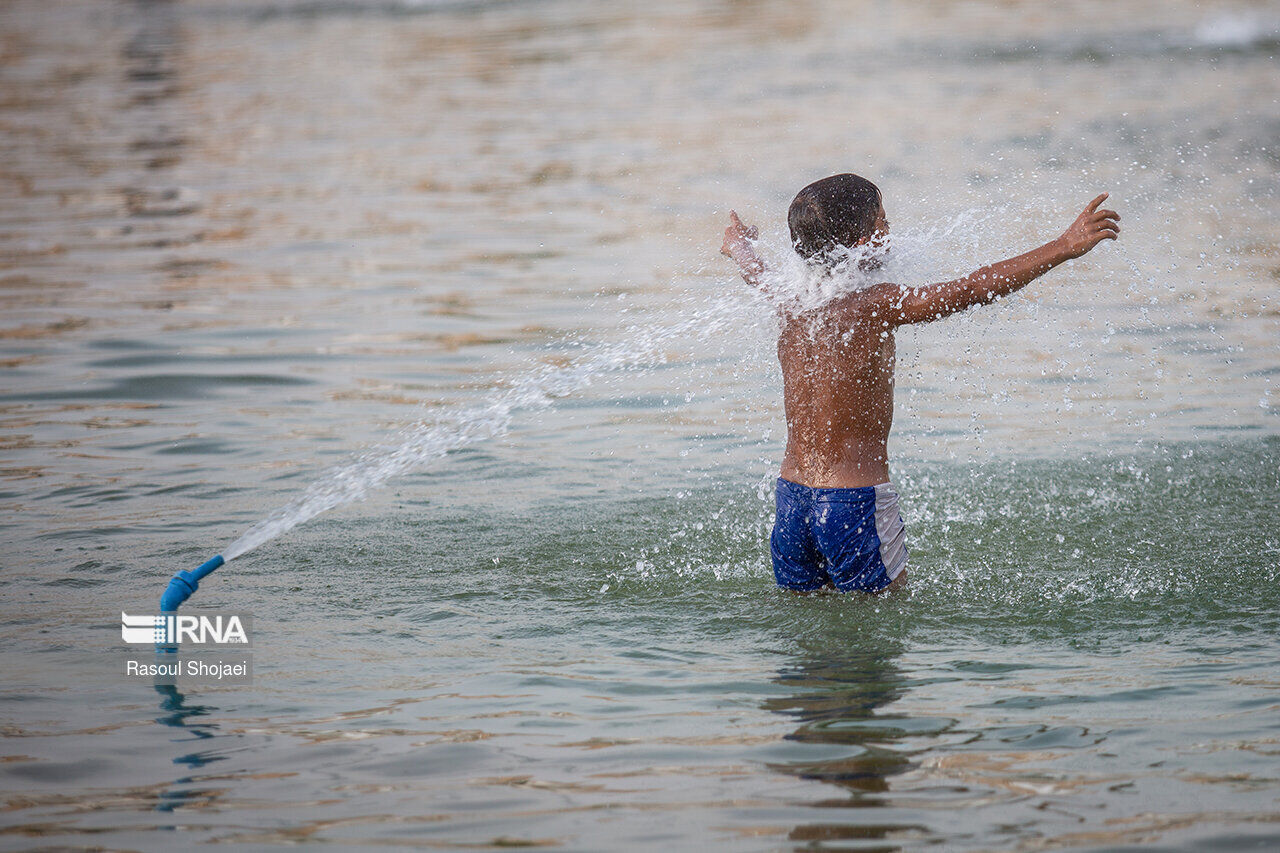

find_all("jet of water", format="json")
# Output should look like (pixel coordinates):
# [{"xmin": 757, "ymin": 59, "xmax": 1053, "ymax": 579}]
[
  {"xmin": 212, "ymin": 205, "xmax": 1025, "ymax": 565},
  {"xmin": 221, "ymin": 291, "xmax": 755, "ymax": 562}
]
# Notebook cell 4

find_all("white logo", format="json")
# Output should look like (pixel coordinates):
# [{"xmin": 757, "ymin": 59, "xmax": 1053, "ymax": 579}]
[{"xmin": 121, "ymin": 612, "xmax": 249, "ymax": 645}]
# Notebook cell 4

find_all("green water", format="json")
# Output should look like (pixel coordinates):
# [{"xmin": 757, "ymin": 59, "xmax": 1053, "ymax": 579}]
[{"xmin": 14, "ymin": 442, "xmax": 1276, "ymax": 848}]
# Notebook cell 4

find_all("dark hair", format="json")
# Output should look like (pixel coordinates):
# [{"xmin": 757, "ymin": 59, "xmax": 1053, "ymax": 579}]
[{"xmin": 787, "ymin": 173, "xmax": 883, "ymax": 262}]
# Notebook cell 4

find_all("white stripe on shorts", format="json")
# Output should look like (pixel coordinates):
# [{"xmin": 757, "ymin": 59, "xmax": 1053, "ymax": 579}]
[{"xmin": 872, "ymin": 483, "xmax": 908, "ymax": 581}]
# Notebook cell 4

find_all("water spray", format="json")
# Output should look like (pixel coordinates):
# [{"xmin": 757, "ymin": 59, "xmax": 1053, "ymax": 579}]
[
  {"xmin": 155, "ymin": 291, "xmax": 756, "ymax": 612},
  {"xmin": 151, "ymin": 209, "xmax": 1019, "ymax": 613}
]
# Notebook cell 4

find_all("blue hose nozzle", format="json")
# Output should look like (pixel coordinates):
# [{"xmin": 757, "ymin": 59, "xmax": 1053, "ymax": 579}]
[{"xmin": 160, "ymin": 555, "xmax": 225, "ymax": 613}]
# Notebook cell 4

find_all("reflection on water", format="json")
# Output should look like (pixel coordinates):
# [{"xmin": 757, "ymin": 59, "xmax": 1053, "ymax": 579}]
[
  {"xmin": 767, "ymin": 636, "xmax": 928, "ymax": 849},
  {"xmin": 767, "ymin": 639, "xmax": 910, "ymax": 796},
  {"xmin": 153, "ymin": 684, "xmax": 221, "ymax": 769},
  {"xmin": 152, "ymin": 683, "xmax": 227, "ymax": 822}
]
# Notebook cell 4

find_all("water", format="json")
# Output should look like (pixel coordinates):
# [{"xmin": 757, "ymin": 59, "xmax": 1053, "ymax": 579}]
[
  {"xmin": 2, "ymin": 0, "xmax": 1279, "ymax": 849},
  {"xmin": 223, "ymin": 291, "xmax": 753, "ymax": 561}
]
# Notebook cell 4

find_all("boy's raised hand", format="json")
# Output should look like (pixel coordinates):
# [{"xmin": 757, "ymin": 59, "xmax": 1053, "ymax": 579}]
[
  {"xmin": 721, "ymin": 210, "xmax": 758, "ymax": 259},
  {"xmin": 721, "ymin": 210, "xmax": 765, "ymax": 288},
  {"xmin": 1057, "ymin": 193, "xmax": 1121, "ymax": 260}
]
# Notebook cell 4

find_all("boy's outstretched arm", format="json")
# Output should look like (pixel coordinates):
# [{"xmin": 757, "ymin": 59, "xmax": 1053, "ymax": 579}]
[
  {"xmin": 721, "ymin": 210, "xmax": 765, "ymax": 289},
  {"xmin": 870, "ymin": 194, "xmax": 1120, "ymax": 326}
]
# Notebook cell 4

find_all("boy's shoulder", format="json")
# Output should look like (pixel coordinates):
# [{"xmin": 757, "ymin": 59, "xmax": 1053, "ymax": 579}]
[{"xmin": 821, "ymin": 282, "xmax": 901, "ymax": 329}]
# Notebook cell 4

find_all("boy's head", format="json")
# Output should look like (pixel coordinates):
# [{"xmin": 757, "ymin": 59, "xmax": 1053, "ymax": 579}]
[{"xmin": 787, "ymin": 173, "xmax": 885, "ymax": 263}]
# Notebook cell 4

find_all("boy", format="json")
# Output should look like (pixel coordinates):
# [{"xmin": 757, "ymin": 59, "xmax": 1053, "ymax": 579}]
[{"xmin": 721, "ymin": 174, "xmax": 1120, "ymax": 594}]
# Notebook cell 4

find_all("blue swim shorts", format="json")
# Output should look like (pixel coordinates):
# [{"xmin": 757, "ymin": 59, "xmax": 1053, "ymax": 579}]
[{"xmin": 770, "ymin": 477, "xmax": 908, "ymax": 593}]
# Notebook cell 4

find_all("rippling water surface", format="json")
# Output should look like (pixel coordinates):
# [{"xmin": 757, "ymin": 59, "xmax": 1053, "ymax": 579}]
[{"xmin": 2, "ymin": 0, "xmax": 1278, "ymax": 849}]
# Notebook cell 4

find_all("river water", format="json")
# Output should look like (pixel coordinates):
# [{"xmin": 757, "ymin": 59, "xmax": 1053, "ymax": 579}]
[{"xmin": 2, "ymin": 0, "xmax": 1279, "ymax": 849}]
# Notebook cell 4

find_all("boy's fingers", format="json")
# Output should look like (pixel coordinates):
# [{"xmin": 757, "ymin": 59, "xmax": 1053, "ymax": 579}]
[
  {"xmin": 729, "ymin": 210, "xmax": 743, "ymax": 228},
  {"xmin": 1094, "ymin": 209, "xmax": 1119, "ymax": 220},
  {"xmin": 1086, "ymin": 192, "xmax": 1108, "ymax": 213}
]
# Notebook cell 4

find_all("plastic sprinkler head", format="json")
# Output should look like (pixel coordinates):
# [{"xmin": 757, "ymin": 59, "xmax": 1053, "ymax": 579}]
[{"xmin": 160, "ymin": 555, "xmax": 225, "ymax": 613}]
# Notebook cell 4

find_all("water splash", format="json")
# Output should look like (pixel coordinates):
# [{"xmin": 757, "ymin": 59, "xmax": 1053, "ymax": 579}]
[
  {"xmin": 222, "ymin": 206, "xmax": 1001, "ymax": 562},
  {"xmin": 220, "ymin": 200, "xmax": 1170, "ymax": 564},
  {"xmin": 754, "ymin": 206, "xmax": 990, "ymax": 315}
]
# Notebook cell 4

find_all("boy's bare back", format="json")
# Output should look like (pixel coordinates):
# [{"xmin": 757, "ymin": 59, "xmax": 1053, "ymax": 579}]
[{"xmin": 776, "ymin": 304, "xmax": 896, "ymax": 488}]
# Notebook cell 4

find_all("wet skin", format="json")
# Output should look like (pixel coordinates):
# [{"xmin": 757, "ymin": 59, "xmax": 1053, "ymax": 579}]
[{"xmin": 776, "ymin": 207, "xmax": 897, "ymax": 489}]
